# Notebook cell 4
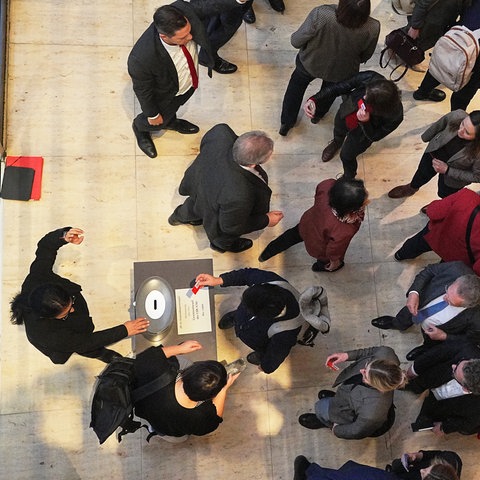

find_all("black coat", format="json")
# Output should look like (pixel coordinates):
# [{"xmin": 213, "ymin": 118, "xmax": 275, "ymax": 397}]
[
  {"xmin": 19, "ymin": 228, "xmax": 127, "ymax": 364},
  {"xmin": 127, "ymin": 0, "xmax": 240, "ymax": 118},
  {"xmin": 219, "ymin": 268, "xmax": 300, "ymax": 373},
  {"xmin": 178, "ymin": 124, "xmax": 272, "ymax": 247}
]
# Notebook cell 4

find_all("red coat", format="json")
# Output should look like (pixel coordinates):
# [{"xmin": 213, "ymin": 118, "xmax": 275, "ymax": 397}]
[
  {"xmin": 298, "ymin": 179, "xmax": 363, "ymax": 262},
  {"xmin": 425, "ymin": 188, "xmax": 480, "ymax": 275}
]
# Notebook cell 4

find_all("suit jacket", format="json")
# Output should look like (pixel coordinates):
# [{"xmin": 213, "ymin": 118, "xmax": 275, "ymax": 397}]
[
  {"xmin": 419, "ymin": 389, "xmax": 480, "ymax": 434},
  {"xmin": 329, "ymin": 346, "xmax": 400, "ymax": 439},
  {"xmin": 178, "ymin": 124, "xmax": 272, "ymax": 248},
  {"xmin": 397, "ymin": 261, "xmax": 480, "ymax": 343},
  {"xmin": 20, "ymin": 228, "xmax": 127, "ymax": 364},
  {"xmin": 425, "ymin": 188, "xmax": 480, "ymax": 275},
  {"xmin": 127, "ymin": 0, "xmax": 240, "ymax": 118},
  {"xmin": 412, "ymin": 338, "xmax": 480, "ymax": 390},
  {"xmin": 422, "ymin": 110, "xmax": 480, "ymax": 188}
]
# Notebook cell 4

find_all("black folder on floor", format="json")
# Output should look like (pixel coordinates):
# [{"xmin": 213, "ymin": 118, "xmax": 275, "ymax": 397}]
[{"xmin": 0, "ymin": 165, "xmax": 35, "ymax": 200}]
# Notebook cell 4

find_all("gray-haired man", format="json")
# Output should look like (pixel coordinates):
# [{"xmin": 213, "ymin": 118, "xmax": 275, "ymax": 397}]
[
  {"xmin": 168, "ymin": 123, "xmax": 283, "ymax": 253},
  {"xmin": 372, "ymin": 261, "xmax": 480, "ymax": 360}
]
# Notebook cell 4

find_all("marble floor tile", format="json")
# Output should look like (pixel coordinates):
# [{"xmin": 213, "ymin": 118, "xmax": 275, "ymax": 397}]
[{"xmin": 2, "ymin": 0, "xmax": 480, "ymax": 478}]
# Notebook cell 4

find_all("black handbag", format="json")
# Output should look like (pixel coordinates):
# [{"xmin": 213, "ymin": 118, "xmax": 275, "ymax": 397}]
[{"xmin": 380, "ymin": 29, "xmax": 425, "ymax": 81}]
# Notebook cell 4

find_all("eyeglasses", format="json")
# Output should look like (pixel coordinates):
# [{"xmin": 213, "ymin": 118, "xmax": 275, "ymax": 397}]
[
  {"xmin": 445, "ymin": 283, "xmax": 451, "ymax": 294},
  {"xmin": 59, "ymin": 296, "xmax": 76, "ymax": 321}
]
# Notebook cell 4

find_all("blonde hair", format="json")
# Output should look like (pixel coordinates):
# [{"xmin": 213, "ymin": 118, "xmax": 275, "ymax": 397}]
[{"xmin": 366, "ymin": 359, "xmax": 407, "ymax": 393}]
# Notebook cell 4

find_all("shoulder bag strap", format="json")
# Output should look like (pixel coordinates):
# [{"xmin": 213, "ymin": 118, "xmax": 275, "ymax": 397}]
[
  {"xmin": 132, "ymin": 368, "xmax": 178, "ymax": 403},
  {"xmin": 465, "ymin": 205, "xmax": 480, "ymax": 265}
]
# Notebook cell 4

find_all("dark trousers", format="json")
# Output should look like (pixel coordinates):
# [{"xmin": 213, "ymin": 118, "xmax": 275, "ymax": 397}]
[
  {"xmin": 280, "ymin": 55, "xmax": 335, "ymax": 127},
  {"xmin": 410, "ymin": 151, "xmax": 460, "ymax": 198},
  {"xmin": 418, "ymin": 60, "xmax": 480, "ymax": 110},
  {"xmin": 133, "ymin": 88, "xmax": 195, "ymax": 133},
  {"xmin": 198, "ymin": 1, "xmax": 250, "ymax": 64},
  {"xmin": 333, "ymin": 115, "xmax": 373, "ymax": 179},
  {"xmin": 172, "ymin": 198, "xmax": 202, "ymax": 223},
  {"xmin": 396, "ymin": 224, "xmax": 432, "ymax": 259},
  {"xmin": 261, "ymin": 224, "xmax": 303, "ymax": 260}
]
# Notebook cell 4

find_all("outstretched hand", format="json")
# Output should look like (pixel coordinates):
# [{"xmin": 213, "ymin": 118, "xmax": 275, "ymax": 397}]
[
  {"xmin": 124, "ymin": 317, "xmax": 150, "ymax": 336},
  {"xmin": 177, "ymin": 340, "xmax": 203, "ymax": 354},
  {"xmin": 64, "ymin": 228, "xmax": 84, "ymax": 245},
  {"xmin": 195, "ymin": 273, "xmax": 223, "ymax": 287},
  {"xmin": 325, "ymin": 352, "xmax": 348, "ymax": 367}
]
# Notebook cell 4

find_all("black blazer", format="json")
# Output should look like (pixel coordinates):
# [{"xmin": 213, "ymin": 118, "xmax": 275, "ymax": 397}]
[
  {"xmin": 19, "ymin": 228, "xmax": 127, "ymax": 364},
  {"xmin": 412, "ymin": 338, "xmax": 480, "ymax": 390},
  {"xmin": 127, "ymin": 0, "xmax": 240, "ymax": 117},
  {"xmin": 178, "ymin": 123, "xmax": 272, "ymax": 248}
]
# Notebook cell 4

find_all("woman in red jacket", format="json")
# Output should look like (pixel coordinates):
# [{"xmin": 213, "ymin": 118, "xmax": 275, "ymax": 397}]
[
  {"xmin": 394, "ymin": 188, "xmax": 480, "ymax": 272},
  {"xmin": 259, "ymin": 177, "xmax": 368, "ymax": 272}
]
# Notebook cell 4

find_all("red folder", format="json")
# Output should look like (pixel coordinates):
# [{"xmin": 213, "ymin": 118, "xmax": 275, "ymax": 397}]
[{"xmin": 6, "ymin": 156, "xmax": 44, "ymax": 200}]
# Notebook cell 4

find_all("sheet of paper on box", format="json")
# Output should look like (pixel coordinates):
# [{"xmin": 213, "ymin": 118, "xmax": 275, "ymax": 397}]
[{"xmin": 175, "ymin": 288, "xmax": 212, "ymax": 334}]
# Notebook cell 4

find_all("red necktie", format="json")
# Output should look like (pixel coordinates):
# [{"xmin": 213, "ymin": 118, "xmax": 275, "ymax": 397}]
[{"xmin": 180, "ymin": 45, "xmax": 198, "ymax": 89}]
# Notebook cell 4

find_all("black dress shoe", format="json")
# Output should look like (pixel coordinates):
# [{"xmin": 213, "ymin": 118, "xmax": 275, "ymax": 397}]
[
  {"xmin": 293, "ymin": 455, "xmax": 311, "ymax": 480},
  {"xmin": 132, "ymin": 122, "xmax": 157, "ymax": 158},
  {"xmin": 298, "ymin": 413, "xmax": 328, "ymax": 430},
  {"xmin": 279, "ymin": 124, "xmax": 292, "ymax": 136},
  {"xmin": 243, "ymin": 6, "xmax": 256, "ymax": 24},
  {"xmin": 168, "ymin": 213, "xmax": 202, "ymax": 226},
  {"xmin": 268, "ymin": 0, "xmax": 285, "ymax": 12},
  {"xmin": 210, "ymin": 238, "xmax": 253, "ymax": 253},
  {"xmin": 247, "ymin": 351, "xmax": 262, "ymax": 365},
  {"xmin": 218, "ymin": 311, "xmax": 236, "ymax": 329},
  {"xmin": 213, "ymin": 57, "xmax": 237, "ymax": 74},
  {"xmin": 371, "ymin": 316, "xmax": 395, "ymax": 329},
  {"xmin": 317, "ymin": 389, "xmax": 335, "ymax": 400},
  {"xmin": 413, "ymin": 88, "xmax": 446, "ymax": 102},
  {"xmin": 406, "ymin": 345, "xmax": 427, "ymax": 361},
  {"xmin": 164, "ymin": 118, "xmax": 199, "ymax": 134}
]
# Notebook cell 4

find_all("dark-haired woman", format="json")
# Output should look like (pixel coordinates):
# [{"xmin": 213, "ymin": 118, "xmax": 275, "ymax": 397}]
[
  {"xmin": 195, "ymin": 268, "xmax": 306, "ymax": 372},
  {"xmin": 389, "ymin": 110, "xmax": 480, "ymax": 199},
  {"xmin": 258, "ymin": 178, "xmax": 369, "ymax": 272},
  {"xmin": 133, "ymin": 341, "xmax": 239, "ymax": 442},
  {"xmin": 279, "ymin": 0, "xmax": 380, "ymax": 136},
  {"xmin": 306, "ymin": 71, "xmax": 403, "ymax": 179},
  {"xmin": 10, "ymin": 227, "xmax": 149, "ymax": 364}
]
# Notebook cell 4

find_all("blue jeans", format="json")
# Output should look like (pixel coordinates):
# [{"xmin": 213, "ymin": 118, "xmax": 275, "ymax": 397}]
[{"xmin": 314, "ymin": 397, "xmax": 334, "ymax": 427}]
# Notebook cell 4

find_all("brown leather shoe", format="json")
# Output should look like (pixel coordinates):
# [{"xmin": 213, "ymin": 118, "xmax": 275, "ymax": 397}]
[
  {"xmin": 388, "ymin": 184, "xmax": 419, "ymax": 199},
  {"xmin": 321, "ymin": 140, "xmax": 341, "ymax": 162}
]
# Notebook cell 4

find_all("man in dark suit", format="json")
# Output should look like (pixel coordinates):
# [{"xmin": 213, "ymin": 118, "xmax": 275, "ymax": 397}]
[
  {"xmin": 371, "ymin": 261, "xmax": 480, "ymax": 360},
  {"xmin": 168, "ymin": 123, "xmax": 283, "ymax": 253},
  {"xmin": 128, "ymin": 1, "xmax": 244, "ymax": 158},
  {"xmin": 406, "ymin": 339, "xmax": 480, "ymax": 435}
]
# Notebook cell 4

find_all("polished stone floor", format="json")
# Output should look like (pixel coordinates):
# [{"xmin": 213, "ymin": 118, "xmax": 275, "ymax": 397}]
[{"xmin": 1, "ymin": 0, "xmax": 480, "ymax": 479}]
